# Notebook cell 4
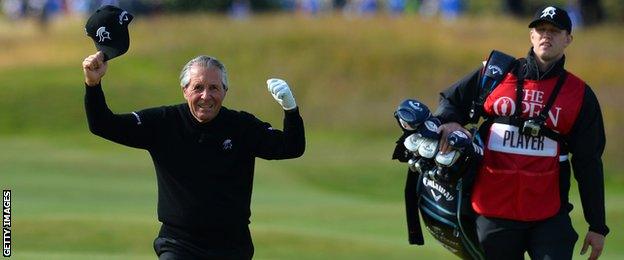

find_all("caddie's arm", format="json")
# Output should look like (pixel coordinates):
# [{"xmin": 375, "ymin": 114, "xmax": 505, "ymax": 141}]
[
  {"xmin": 435, "ymin": 68, "xmax": 481, "ymax": 154},
  {"xmin": 567, "ymin": 86, "xmax": 608, "ymax": 260},
  {"xmin": 82, "ymin": 52, "xmax": 155, "ymax": 149}
]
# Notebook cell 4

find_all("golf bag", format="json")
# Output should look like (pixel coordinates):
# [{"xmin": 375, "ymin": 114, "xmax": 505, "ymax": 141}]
[
  {"xmin": 391, "ymin": 50, "xmax": 517, "ymax": 259},
  {"xmin": 393, "ymin": 98, "xmax": 484, "ymax": 259}
]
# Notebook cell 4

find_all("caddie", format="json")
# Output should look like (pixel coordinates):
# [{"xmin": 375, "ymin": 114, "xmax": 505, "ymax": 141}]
[{"xmin": 435, "ymin": 5, "xmax": 608, "ymax": 260}]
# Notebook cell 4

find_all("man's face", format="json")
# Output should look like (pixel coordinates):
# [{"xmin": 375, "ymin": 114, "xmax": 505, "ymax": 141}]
[
  {"xmin": 530, "ymin": 22, "xmax": 572, "ymax": 63},
  {"xmin": 183, "ymin": 65, "xmax": 226, "ymax": 123}
]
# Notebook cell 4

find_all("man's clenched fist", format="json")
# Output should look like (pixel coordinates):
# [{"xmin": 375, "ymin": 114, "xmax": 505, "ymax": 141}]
[
  {"xmin": 83, "ymin": 51, "xmax": 108, "ymax": 87},
  {"xmin": 267, "ymin": 78, "xmax": 297, "ymax": 110}
]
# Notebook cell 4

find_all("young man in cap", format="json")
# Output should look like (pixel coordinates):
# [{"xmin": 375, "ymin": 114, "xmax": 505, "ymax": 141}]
[
  {"xmin": 434, "ymin": 6, "xmax": 608, "ymax": 260},
  {"xmin": 82, "ymin": 51, "xmax": 305, "ymax": 259}
]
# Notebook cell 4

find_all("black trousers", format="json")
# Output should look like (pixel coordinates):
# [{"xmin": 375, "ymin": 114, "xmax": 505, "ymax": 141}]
[
  {"xmin": 476, "ymin": 211, "xmax": 578, "ymax": 260},
  {"xmin": 153, "ymin": 224, "xmax": 254, "ymax": 260}
]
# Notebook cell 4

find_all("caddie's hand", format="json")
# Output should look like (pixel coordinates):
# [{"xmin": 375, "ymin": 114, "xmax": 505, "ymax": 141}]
[
  {"xmin": 82, "ymin": 51, "xmax": 108, "ymax": 87},
  {"xmin": 438, "ymin": 122, "xmax": 471, "ymax": 154},
  {"xmin": 580, "ymin": 231, "xmax": 605, "ymax": 260},
  {"xmin": 267, "ymin": 78, "xmax": 297, "ymax": 110}
]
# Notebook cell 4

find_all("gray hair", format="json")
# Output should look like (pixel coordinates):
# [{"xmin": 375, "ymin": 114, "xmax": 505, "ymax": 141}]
[{"xmin": 179, "ymin": 55, "xmax": 228, "ymax": 90}]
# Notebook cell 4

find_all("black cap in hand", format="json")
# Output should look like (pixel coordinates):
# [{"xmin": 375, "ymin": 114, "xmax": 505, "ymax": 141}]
[{"xmin": 85, "ymin": 5, "xmax": 133, "ymax": 61}]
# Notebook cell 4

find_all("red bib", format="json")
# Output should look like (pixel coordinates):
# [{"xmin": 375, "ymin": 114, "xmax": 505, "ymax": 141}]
[{"xmin": 471, "ymin": 72, "xmax": 585, "ymax": 221}]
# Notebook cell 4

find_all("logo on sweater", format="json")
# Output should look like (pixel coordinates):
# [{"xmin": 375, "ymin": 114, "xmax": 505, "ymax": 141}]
[{"xmin": 223, "ymin": 139, "xmax": 232, "ymax": 150}]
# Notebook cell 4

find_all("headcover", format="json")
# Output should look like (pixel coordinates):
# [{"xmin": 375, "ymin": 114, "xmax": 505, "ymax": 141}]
[
  {"xmin": 404, "ymin": 133, "xmax": 425, "ymax": 152},
  {"xmin": 417, "ymin": 117, "xmax": 441, "ymax": 139},
  {"xmin": 395, "ymin": 99, "xmax": 431, "ymax": 131},
  {"xmin": 481, "ymin": 50, "xmax": 516, "ymax": 93},
  {"xmin": 447, "ymin": 130, "xmax": 471, "ymax": 149},
  {"xmin": 85, "ymin": 5, "xmax": 133, "ymax": 61},
  {"xmin": 469, "ymin": 50, "xmax": 517, "ymax": 122}
]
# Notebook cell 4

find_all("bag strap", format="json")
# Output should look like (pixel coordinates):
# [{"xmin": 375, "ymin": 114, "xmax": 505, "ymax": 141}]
[
  {"xmin": 513, "ymin": 59, "xmax": 526, "ymax": 117},
  {"xmin": 405, "ymin": 170, "xmax": 424, "ymax": 245},
  {"xmin": 535, "ymin": 72, "xmax": 568, "ymax": 124},
  {"xmin": 526, "ymin": 72, "xmax": 568, "ymax": 144}
]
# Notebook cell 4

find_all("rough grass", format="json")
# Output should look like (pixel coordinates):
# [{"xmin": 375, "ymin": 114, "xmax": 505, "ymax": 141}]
[{"xmin": 1, "ymin": 14, "xmax": 623, "ymax": 259}]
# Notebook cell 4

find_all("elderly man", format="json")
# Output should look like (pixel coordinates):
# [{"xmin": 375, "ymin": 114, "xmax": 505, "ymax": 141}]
[{"xmin": 82, "ymin": 52, "xmax": 305, "ymax": 259}]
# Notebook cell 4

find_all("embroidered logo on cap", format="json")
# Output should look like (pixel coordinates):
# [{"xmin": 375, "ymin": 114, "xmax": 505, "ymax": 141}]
[
  {"xmin": 119, "ymin": 11, "xmax": 129, "ymax": 25},
  {"xmin": 96, "ymin": 27, "xmax": 111, "ymax": 42},
  {"xmin": 540, "ymin": 6, "xmax": 557, "ymax": 19}
]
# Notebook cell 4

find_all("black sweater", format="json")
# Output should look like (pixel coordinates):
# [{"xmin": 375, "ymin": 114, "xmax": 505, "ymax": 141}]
[
  {"xmin": 434, "ymin": 49, "xmax": 609, "ymax": 236},
  {"xmin": 85, "ymin": 84, "xmax": 305, "ymax": 234}
]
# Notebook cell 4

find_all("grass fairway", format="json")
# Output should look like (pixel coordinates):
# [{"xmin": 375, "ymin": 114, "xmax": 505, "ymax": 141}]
[{"xmin": 1, "ymin": 14, "xmax": 623, "ymax": 259}]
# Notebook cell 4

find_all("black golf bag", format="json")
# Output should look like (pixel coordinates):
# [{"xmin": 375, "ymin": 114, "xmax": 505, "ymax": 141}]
[
  {"xmin": 392, "ymin": 99, "xmax": 484, "ymax": 260},
  {"xmin": 392, "ymin": 50, "xmax": 518, "ymax": 259},
  {"xmin": 412, "ymin": 151, "xmax": 483, "ymax": 260},
  {"xmin": 391, "ymin": 50, "xmax": 517, "ymax": 259}
]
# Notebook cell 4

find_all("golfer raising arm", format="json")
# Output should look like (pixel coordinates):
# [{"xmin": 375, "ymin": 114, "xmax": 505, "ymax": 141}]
[{"xmin": 83, "ymin": 52, "xmax": 305, "ymax": 259}]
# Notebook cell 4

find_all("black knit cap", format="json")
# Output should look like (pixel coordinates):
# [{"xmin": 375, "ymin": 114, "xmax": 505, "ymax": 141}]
[
  {"xmin": 528, "ymin": 6, "xmax": 572, "ymax": 34},
  {"xmin": 85, "ymin": 5, "xmax": 133, "ymax": 61}
]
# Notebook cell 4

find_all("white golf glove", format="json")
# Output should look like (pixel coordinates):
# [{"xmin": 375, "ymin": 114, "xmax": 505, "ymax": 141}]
[{"xmin": 267, "ymin": 78, "xmax": 297, "ymax": 110}]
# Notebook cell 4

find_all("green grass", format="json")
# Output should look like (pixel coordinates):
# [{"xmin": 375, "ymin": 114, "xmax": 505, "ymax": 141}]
[
  {"xmin": 2, "ymin": 134, "xmax": 623, "ymax": 259},
  {"xmin": 1, "ymin": 134, "xmax": 446, "ymax": 259},
  {"xmin": 1, "ymin": 14, "xmax": 623, "ymax": 259}
]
